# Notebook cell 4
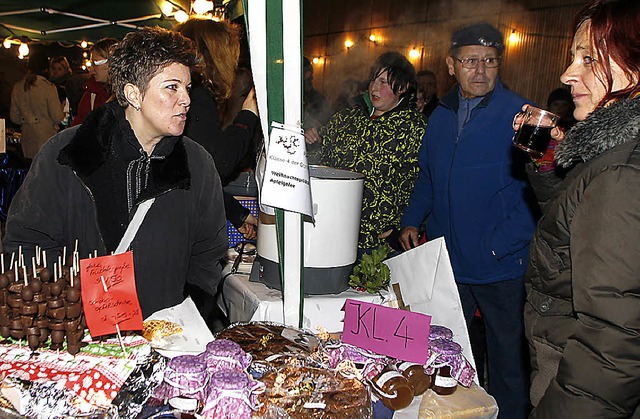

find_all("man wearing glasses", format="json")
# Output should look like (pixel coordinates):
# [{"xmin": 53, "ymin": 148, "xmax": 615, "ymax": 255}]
[{"xmin": 399, "ymin": 23, "xmax": 536, "ymax": 418}]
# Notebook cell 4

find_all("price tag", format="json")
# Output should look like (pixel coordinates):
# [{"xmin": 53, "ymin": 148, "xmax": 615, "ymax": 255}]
[
  {"xmin": 80, "ymin": 251, "xmax": 143, "ymax": 337},
  {"xmin": 342, "ymin": 299, "xmax": 431, "ymax": 364}
]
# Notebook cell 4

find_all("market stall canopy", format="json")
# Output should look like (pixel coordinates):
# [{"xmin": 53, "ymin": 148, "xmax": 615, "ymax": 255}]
[{"xmin": 0, "ymin": 0, "xmax": 193, "ymax": 44}]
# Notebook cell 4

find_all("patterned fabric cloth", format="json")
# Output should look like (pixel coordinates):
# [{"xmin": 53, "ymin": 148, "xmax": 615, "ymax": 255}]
[
  {"xmin": 0, "ymin": 333, "xmax": 150, "ymax": 415},
  {"xmin": 320, "ymin": 94, "xmax": 427, "ymax": 250}
]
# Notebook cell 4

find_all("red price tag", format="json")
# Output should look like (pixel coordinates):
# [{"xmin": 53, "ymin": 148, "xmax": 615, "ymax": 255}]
[
  {"xmin": 342, "ymin": 299, "xmax": 431, "ymax": 364},
  {"xmin": 80, "ymin": 251, "xmax": 143, "ymax": 337}
]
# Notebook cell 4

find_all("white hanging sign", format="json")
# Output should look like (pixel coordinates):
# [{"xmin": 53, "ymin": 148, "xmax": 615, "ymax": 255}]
[{"xmin": 260, "ymin": 122, "xmax": 313, "ymax": 218}]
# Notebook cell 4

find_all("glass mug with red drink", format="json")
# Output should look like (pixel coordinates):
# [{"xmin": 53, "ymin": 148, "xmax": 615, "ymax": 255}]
[{"xmin": 512, "ymin": 105, "xmax": 560, "ymax": 158}]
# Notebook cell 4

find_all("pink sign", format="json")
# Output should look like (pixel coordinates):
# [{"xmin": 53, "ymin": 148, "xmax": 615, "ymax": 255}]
[{"xmin": 342, "ymin": 299, "xmax": 431, "ymax": 364}]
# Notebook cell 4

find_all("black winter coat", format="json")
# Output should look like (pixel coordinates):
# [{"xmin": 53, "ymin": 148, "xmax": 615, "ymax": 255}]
[
  {"xmin": 184, "ymin": 84, "xmax": 259, "ymax": 184},
  {"xmin": 3, "ymin": 102, "xmax": 229, "ymax": 318},
  {"xmin": 525, "ymin": 98, "xmax": 640, "ymax": 418}
]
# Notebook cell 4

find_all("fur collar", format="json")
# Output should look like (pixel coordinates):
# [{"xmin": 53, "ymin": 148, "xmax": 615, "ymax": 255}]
[
  {"xmin": 58, "ymin": 102, "xmax": 191, "ymax": 194},
  {"xmin": 555, "ymin": 98, "xmax": 640, "ymax": 168}
]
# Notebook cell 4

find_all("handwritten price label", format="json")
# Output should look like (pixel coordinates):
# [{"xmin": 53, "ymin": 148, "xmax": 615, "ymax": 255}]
[
  {"xmin": 80, "ymin": 251, "xmax": 143, "ymax": 337},
  {"xmin": 342, "ymin": 299, "xmax": 431, "ymax": 364}
]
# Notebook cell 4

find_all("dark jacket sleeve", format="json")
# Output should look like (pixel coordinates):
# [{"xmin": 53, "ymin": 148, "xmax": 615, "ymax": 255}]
[
  {"xmin": 533, "ymin": 165, "xmax": 640, "ymax": 418},
  {"xmin": 223, "ymin": 192, "xmax": 250, "ymax": 229},
  {"xmin": 3, "ymin": 133, "xmax": 71, "ymax": 262},
  {"xmin": 184, "ymin": 148, "xmax": 229, "ymax": 295},
  {"xmin": 526, "ymin": 163, "xmax": 566, "ymax": 213}
]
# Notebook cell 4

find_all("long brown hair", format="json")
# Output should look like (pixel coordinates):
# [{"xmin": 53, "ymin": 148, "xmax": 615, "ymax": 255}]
[
  {"xmin": 176, "ymin": 18, "xmax": 241, "ymax": 107},
  {"xmin": 574, "ymin": 0, "xmax": 640, "ymax": 106},
  {"xmin": 23, "ymin": 54, "xmax": 48, "ymax": 91}
]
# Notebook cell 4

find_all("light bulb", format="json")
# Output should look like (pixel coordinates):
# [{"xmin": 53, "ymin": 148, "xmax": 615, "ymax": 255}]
[
  {"xmin": 369, "ymin": 34, "xmax": 376, "ymax": 42},
  {"xmin": 312, "ymin": 57, "xmax": 320, "ymax": 65},
  {"xmin": 509, "ymin": 30, "xmax": 519, "ymax": 44},
  {"xmin": 409, "ymin": 48, "xmax": 420, "ymax": 59},
  {"xmin": 344, "ymin": 39, "xmax": 354, "ymax": 49},
  {"xmin": 162, "ymin": 1, "xmax": 174, "ymax": 15},
  {"xmin": 3, "ymin": 38, "xmax": 11, "ymax": 49},
  {"xmin": 174, "ymin": 10, "xmax": 189, "ymax": 23},
  {"xmin": 193, "ymin": 0, "xmax": 213, "ymax": 15},
  {"xmin": 18, "ymin": 42, "xmax": 29, "ymax": 57},
  {"xmin": 80, "ymin": 40, "xmax": 88, "ymax": 49}
]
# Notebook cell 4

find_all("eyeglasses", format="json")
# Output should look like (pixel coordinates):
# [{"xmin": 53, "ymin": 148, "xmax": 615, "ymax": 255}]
[
  {"xmin": 91, "ymin": 58, "xmax": 108, "ymax": 66},
  {"xmin": 455, "ymin": 57, "xmax": 501, "ymax": 69}
]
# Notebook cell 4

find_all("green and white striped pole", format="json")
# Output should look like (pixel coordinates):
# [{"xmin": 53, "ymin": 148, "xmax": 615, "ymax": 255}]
[{"xmin": 244, "ymin": 0, "xmax": 305, "ymax": 328}]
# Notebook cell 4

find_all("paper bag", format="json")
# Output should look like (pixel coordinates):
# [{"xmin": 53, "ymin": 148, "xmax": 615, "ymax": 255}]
[{"xmin": 384, "ymin": 237, "xmax": 477, "ymax": 375}]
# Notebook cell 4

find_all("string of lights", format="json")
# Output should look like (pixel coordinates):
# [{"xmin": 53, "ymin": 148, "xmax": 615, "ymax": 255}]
[
  {"xmin": 0, "ymin": 1, "xmax": 226, "ymax": 61},
  {"xmin": 307, "ymin": 24, "xmax": 572, "ymax": 66}
]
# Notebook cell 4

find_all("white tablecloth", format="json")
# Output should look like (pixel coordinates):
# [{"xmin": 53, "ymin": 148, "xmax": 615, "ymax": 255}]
[{"xmin": 218, "ymin": 266, "xmax": 396, "ymax": 333}]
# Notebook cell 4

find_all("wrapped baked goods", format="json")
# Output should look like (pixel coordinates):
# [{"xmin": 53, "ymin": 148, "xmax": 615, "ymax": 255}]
[
  {"xmin": 214, "ymin": 322, "xmax": 319, "ymax": 362},
  {"xmin": 255, "ymin": 365, "xmax": 372, "ymax": 418},
  {"xmin": 142, "ymin": 319, "xmax": 183, "ymax": 343}
]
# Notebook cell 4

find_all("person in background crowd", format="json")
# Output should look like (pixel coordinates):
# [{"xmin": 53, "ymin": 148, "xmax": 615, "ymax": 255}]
[
  {"xmin": 310, "ymin": 51, "xmax": 426, "ymax": 256},
  {"xmin": 48, "ymin": 56, "xmax": 88, "ymax": 120},
  {"xmin": 10, "ymin": 55, "xmax": 64, "ymax": 159},
  {"xmin": 176, "ymin": 18, "xmax": 260, "ymax": 241},
  {"xmin": 220, "ymin": 67, "xmax": 262, "ymax": 190},
  {"xmin": 416, "ymin": 69, "xmax": 439, "ymax": 118},
  {"xmin": 176, "ymin": 18, "xmax": 261, "ymax": 329},
  {"xmin": 514, "ymin": 0, "xmax": 640, "ymax": 416},
  {"xmin": 0, "ymin": 71, "xmax": 12, "ymax": 120},
  {"xmin": 3, "ymin": 27, "xmax": 228, "ymax": 318},
  {"xmin": 302, "ymin": 56, "xmax": 332, "ymax": 164},
  {"xmin": 332, "ymin": 78, "xmax": 367, "ymax": 112},
  {"xmin": 546, "ymin": 87, "xmax": 577, "ymax": 131},
  {"xmin": 71, "ymin": 38, "xmax": 118, "ymax": 126},
  {"xmin": 400, "ymin": 23, "xmax": 537, "ymax": 418}
]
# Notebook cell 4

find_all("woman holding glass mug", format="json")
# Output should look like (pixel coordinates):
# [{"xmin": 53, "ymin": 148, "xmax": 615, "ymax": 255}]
[{"xmin": 514, "ymin": 0, "xmax": 640, "ymax": 416}]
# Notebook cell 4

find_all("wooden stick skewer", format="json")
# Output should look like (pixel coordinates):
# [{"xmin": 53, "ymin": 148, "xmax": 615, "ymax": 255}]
[
  {"xmin": 100, "ymin": 276, "xmax": 108, "ymax": 293},
  {"xmin": 115, "ymin": 323, "xmax": 127, "ymax": 357}
]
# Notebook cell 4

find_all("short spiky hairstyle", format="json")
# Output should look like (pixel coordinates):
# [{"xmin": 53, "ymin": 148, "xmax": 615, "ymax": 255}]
[
  {"xmin": 109, "ymin": 27, "xmax": 198, "ymax": 107},
  {"xmin": 368, "ymin": 51, "xmax": 417, "ymax": 102}
]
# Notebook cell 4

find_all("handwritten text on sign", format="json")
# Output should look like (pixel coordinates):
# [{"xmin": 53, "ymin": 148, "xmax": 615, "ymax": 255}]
[
  {"xmin": 342, "ymin": 299, "xmax": 431, "ymax": 364},
  {"xmin": 80, "ymin": 251, "xmax": 143, "ymax": 337}
]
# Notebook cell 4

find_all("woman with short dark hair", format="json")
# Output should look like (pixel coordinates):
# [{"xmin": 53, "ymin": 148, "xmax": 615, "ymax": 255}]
[{"xmin": 4, "ymin": 27, "xmax": 228, "ymax": 317}]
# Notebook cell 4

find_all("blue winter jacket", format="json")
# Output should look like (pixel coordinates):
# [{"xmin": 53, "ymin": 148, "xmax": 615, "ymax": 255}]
[{"xmin": 400, "ymin": 79, "xmax": 538, "ymax": 284}]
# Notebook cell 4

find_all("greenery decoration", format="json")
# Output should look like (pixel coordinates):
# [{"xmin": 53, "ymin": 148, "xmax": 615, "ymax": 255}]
[{"xmin": 349, "ymin": 245, "xmax": 392, "ymax": 294}]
